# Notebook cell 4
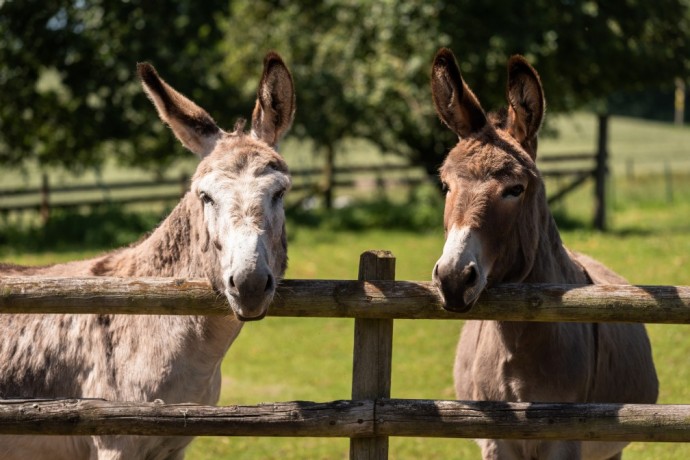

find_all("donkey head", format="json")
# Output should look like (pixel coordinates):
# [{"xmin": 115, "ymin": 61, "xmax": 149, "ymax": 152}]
[
  {"xmin": 430, "ymin": 48, "xmax": 545, "ymax": 312},
  {"xmin": 138, "ymin": 52, "xmax": 295, "ymax": 321}
]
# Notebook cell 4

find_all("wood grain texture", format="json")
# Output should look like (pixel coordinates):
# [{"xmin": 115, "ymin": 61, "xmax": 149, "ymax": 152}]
[
  {"xmin": 2, "ymin": 398, "xmax": 690, "ymax": 442},
  {"xmin": 0, "ymin": 399, "xmax": 373, "ymax": 437},
  {"xmin": 376, "ymin": 399, "xmax": 690, "ymax": 442},
  {"xmin": 1, "ymin": 276, "xmax": 689, "ymax": 323},
  {"xmin": 351, "ymin": 251, "xmax": 395, "ymax": 459}
]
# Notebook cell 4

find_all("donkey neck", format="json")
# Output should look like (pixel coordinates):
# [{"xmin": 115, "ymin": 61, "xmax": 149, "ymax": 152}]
[
  {"xmin": 95, "ymin": 193, "xmax": 240, "ymax": 366},
  {"xmin": 492, "ymin": 196, "xmax": 590, "ymax": 347},
  {"xmin": 523, "ymin": 211, "xmax": 589, "ymax": 285},
  {"xmin": 99, "ymin": 193, "xmax": 209, "ymax": 279}
]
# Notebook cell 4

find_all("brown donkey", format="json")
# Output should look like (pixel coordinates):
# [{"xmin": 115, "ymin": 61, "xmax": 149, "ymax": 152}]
[
  {"xmin": 430, "ymin": 48, "xmax": 658, "ymax": 460},
  {"xmin": 0, "ymin": 52, "xmax": 295, "ymax": 459}
]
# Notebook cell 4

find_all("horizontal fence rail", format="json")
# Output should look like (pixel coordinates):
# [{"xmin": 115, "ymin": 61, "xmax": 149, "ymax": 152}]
[
  {"xmin": 1, "ymin": 276, "xmax": 689, "ymax": 323},
  {"xmin": 0, "ymin": 156, "xmax": 596, "ymax": 213},
  {"xmin": 2, "ymin": 398, "xmax": 690, "ymax": 442},
  {"xmin": 0, "ymin": 178, "xmax": 186, "ymax": 198},
  {"xmin": 0, "ymin": 399, "xmax": 373, "ymax": 437}
]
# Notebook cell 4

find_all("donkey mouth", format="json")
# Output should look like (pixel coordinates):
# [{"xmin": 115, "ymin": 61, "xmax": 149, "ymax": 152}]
[
  {"xmin": 436, "ymin": 288, "xmax": 478, "ymax": 313},
  {"xmin": 235, "ymin": 310, "xmax": 268, "ymax": 322},
  {"xmin": 226, "ymin": 295, "xmax": 271, "ymax": 322}
]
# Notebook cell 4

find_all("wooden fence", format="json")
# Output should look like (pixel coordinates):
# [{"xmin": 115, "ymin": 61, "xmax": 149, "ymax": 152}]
[
  {"xmin": 1, "ymin": 250, "xmax": 690, "ymax": 459},
  {"xmin": 0, "ymin": 164, "xmax": 424, "ymax": 223},
  {"xmin": 0, "ymin": 141, "xmax": 604, "ymax": 227}
]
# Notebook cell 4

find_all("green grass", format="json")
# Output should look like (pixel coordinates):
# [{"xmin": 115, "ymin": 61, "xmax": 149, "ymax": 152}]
[{"xmin": 0, "ymin": 113, "xmax": 689, "ymax": 458}]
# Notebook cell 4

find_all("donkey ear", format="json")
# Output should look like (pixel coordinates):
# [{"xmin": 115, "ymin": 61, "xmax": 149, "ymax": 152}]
[
  {"xmin": 431, "ymin": 48, "xmax": 487, "ymax": 138},
  {"xmin": 137, "ymin": 62, "xmax": 221, "ymax": 158},
  {"xmin": 506, "ymin": 55, "xmax": 545, "ymax": 156},
  {"xmin": 251, "ymin": 52, "xmax": 296, "ymax": 148}
]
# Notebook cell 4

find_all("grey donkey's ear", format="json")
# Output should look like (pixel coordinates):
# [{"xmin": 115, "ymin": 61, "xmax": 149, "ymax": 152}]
[
  {"xmin": 506, "ymin": 55, "xmax": 545, "ymax": 158},
  {"xmin": 431, "ymin": 48, "xmax": 487, "ymax": 138},
  {"xmin": 138, "ymin": 62, "xmax": 221, "ymax": 158},
  {"xmin": 251, "ymin": 52, "xmax": 296, "ymax": 148}
]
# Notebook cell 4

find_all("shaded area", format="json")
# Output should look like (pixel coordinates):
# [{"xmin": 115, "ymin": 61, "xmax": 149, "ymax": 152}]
[
  {"xmin": 0, "ymin": 205, "xmax": 166, "ymax": 255},
  {"xmin": 287, "ymin": 195, "xmax": 443, "ymax": 232}
]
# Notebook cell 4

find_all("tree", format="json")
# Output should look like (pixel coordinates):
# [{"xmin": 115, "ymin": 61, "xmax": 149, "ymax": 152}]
[
  {"xmin": 2, "ymin": 0, "xmax": 688, "ymax": 178},
  {"xmin": 0, "ymin": 0, "xmax": 233, "ymax": 172},
  {"xmin": 222, "ymin": 0, "xmax": 690, "ymax": 178},
  {"xmin": 220, "ymin": 1, "xmax": 450, "ymax": 204}
]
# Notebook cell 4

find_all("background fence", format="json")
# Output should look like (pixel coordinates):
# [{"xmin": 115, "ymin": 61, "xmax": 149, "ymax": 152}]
[
  {"xmin": 1, "ymin": 250, "xmax": 690, "ymax": 459},
  {"xmin": 0, "ymin": 148, "xmax": 604, "ymax": 227}
]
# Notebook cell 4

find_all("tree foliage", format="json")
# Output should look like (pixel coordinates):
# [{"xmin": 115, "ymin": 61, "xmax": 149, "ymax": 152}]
[
  {"xmin": 1, "ymin": 0, "xmax": 688, "ymax": 173},
  {"xmin": 0, "ymin": 0, "xmax": 233, "ymax": 171},
  {"xmin": 222, "ymin": 0, "xmax": 690, "ymax": 175}
]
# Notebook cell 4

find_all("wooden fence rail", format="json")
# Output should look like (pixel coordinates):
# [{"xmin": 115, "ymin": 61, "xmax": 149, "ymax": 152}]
[
  {"xmin": 2, "ymin": 398, "xmax": 690, "ymax": 443},
  {"xmin": 1, "ymin": 276, "xmax": 689, "ymax": 324}
]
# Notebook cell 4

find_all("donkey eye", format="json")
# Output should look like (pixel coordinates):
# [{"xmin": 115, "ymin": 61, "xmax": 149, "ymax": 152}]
[
  {"xmin": 272, "ymin": 189, "xmax": 286, "ymax": 203},
  {"xmin": 441, "ymin": 182, "xmax": 450, "ymax": 194},
  {"xmin": 199, "ymin": 191, "xmax": 214, "ymax": 205},
  {"xmin": 503, "ymin": 184, "xmax": 525, "ymax": 198}
]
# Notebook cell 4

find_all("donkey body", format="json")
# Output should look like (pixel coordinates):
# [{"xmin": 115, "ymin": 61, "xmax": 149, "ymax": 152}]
[
  {"xmin": 430, "ymin": 48, "xmax": 658, "ymax": 460},
  {"xmin": 0, "ymin": 52, "xmax": 295, "ymax": 460}
]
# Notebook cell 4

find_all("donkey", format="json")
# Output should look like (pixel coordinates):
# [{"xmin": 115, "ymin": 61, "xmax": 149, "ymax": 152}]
[
  {"xmin": 430, "ymin": 48, "xmax": 658, "ymax": 460},
  {"xmin": 0, "ymin": 52, "xmax": 295, "ymax": 459}
]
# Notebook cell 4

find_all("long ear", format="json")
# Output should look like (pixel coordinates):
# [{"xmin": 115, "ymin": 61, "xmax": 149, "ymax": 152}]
[
  {"xmin": 431, "ymin": 48, "xmax": 487, "ymax": 138},
  {"xmin": 506, "ymin": 55, "xmax": 545, "ymax": 157},
  {"xmin": 137, "ymin": 63, "xmax": 221, "ymax": 158},
  {"xmin": 251, "ymin": 52, "xmax": 296, "ymax": 147}
]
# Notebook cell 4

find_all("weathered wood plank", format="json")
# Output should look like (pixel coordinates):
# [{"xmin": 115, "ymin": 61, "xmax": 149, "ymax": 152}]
[
  {"xmin": 0, "ymin": 277, "xmax": 224, "ymax": 315},
  {"xmin": 2, "ymin": 398, "xmax": 690, "ymax": 442},
  {"xmin": 376, "ymin": 399, "xmax": 690, "ymax": 442},
  {"xmin": 1, "ymin": 276, "xmax": 689, "ymax": 323},
  {"xmin": 351, "ymin": 251, "xmax": 395, "ymax": 459},
  {"xmin": 0, "ymin": 399, "xmax": 374, "ymax": 437}
]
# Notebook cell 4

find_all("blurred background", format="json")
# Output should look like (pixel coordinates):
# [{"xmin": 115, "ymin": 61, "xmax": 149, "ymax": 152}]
[{"xmin": 0, "ymin": 1, "xmax": 689, "ymax": 458}]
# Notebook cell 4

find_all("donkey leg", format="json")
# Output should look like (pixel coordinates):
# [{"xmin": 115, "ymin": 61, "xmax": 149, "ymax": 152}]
[{"xmin": 477, "ymin": 439, "xmax": 521, "ymax": 460}]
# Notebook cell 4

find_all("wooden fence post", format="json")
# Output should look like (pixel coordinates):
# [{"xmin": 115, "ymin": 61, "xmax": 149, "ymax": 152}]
[
  {"xmin": 594, "ymin": 114, "xmax": 609, "ymax": 231},
  {"xmin": 40, "ymin": 173, "xmax": 50, "ymax": 225},
  {"xmin": 350, "ymin": 250, "xmax": 395, "ymax": 460}
]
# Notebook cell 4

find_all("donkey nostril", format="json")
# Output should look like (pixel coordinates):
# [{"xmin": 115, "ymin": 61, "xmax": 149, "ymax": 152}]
[
  {"xmin": 433, "ymin": 263, "xmax": 440, "ymax": 280},
  {"xmin": 463, "ymin": 264, "xmax": 478, "ymax": 286},
  {"xmin": 265, "ymin": 274, "xmax": 274, "ymax": 293},
  {"xmin": 228, "ymin": 276, "xmax": 235, "ymax": 289}
]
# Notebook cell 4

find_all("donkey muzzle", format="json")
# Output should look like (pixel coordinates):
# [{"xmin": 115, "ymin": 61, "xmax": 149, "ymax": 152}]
[
  {"xmin": 433, "ymin": 260, "xmax": 482, "ymax": 313},
  {"xmin": 226, "ymin": 269, "xmax": 275, "ymax": 321}
]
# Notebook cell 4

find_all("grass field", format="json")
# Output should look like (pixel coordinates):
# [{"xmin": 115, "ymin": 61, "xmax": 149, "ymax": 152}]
[{"xmin": 0, "ymin": 112, "xmax": 689, "ymax": 458}]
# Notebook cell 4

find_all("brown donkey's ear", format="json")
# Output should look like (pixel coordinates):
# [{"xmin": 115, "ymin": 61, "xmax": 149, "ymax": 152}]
[
  {"xmin": 506, "ymin": 55, "xmax": 545, "ymax": 158},
  {"xmin": 251, "ymin": 52, "xmax": 296, "ymax": 148},
  {"xmin": 431, "ymin": 48, "xmax": 487, "ymax": 138},
  {"xmin": 138, "ymin": 63, "xmax": 221, "ymax": 158}
]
